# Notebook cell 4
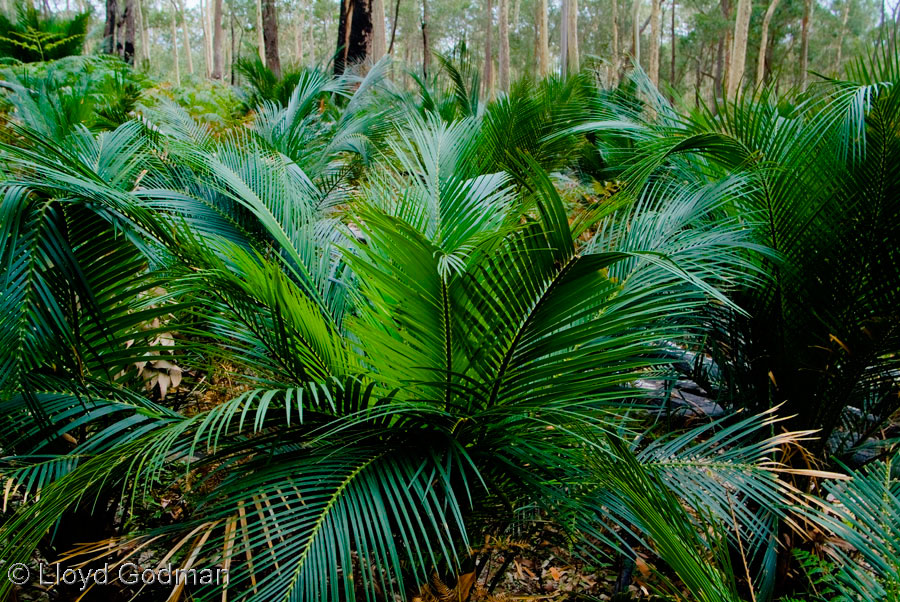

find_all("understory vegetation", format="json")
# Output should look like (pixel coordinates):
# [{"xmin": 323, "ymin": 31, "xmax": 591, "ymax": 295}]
[{"xmin": 0, "ymin": 51, "xmax": 899, "ymax": 602}]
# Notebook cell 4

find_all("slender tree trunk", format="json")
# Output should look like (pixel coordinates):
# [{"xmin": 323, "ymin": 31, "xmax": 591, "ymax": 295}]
[
  {"xmin": 200, "ymin": 0, "xmax": 211, "ymax": 76},
  {"xmin": 560, "ymin": 0, "xmax": 568, "ymax": 74},
  {"xmin": 726, "ymin": 0, "xmax": 751, "ymax": 98},
  {"xmin": 211, "ymin": 0, "xmax": 223, "ymax": 79},
  {"xmin": 231, "ymin": 8, "xmax": 237, "ymax": 83},
  {"xmin": 611, "ymin": 0, "xmax": 619, "ymax": 80},
  {"xmin": 649, "ymin": 0, "xmax": 660, "ymax": 84},
  {"xmin": 631, "ymin": 0, "xmax": 640, "ymax": 65},
  {"xmin": 388, "ymin": 0, "xmax": 401, "ymax": 53},
  {"xmin": 296, "ymin": 7, "xmax": 305, "ymax": 63},
  {"xmin": 567, "ymin": 0, "xmax": 579, "ymax": 72},
  {"xmin": 256, "ymin": 0, "xmax": 265, "ymax": 61},
  {"xmin": 799, "ymin": 0, "xmax": 811, "ymax": 90},
  {"xmin": 538, "ymin": 0, "xmax": 549, "ymax": 76},
  {"xmin": 498, "ymin": 0, "xmax": 510, "ymax": 90},
  {"xmin": 121, "ymin": 0, "xmax": 135, "ymax": 63},
  {"xmin": 713, "ymin": 33, "xmax": 724, "ymax": 102},
  {"xmin": 756, "ymin": 0, "xmax": 780, "ymax": 86},
  {"xmin": 135, "ymin": 0, "xmax": 147, "ymax": 66},
  {"xmin": 421, "ymin": 0, "xmax": 430, "ymax": 75},
  {"xmin": 178, "ymin": 0, "xmax": 193, "ymax": 74},
  {"xmin": 207, "ymin": 0, "xmax": 215, "ymax": 72},
  {"xmin": 262, "ymin": 0, "xmax": 281, "ymax": 75},
  {"xmin": 171, "ymin": 2, "xmax": 181, "ymax": 85},
  {"xmin": 833, "ymin": 0, "xmax": 849, "ymax": 72},
  {"xmin": 670, "ymin": 0, "xmax": 675, "ymax": 86},
  {"xmin": 371, "ymin": 0, "xmax": 386, "ymax": 60},
  {"xmin": 104, "ymin": 0, "xmax": 118, "ymax": 54},
  {"xmin": 483, "ymin": 0, "xmax": 493, "ymax": 96}
]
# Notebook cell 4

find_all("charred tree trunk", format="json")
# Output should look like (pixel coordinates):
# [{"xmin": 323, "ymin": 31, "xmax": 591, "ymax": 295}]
[
  {"xmin": 121, "ymin": 0, "xmax": 135, "ymax": 64},
  {"xmin": 262, "ymin": 0, "xmax": 281, "ymax": 76},
  {"xmin": 104, "ymin": 0, "xmax": 118, "ymax": 54},
  {"xmin": 421, "ymin": 0, "xmax": 430, "ymax": 76},
  {"xmin": 335, "ymin": 0, "xmax": 375, "ymax": 75}
]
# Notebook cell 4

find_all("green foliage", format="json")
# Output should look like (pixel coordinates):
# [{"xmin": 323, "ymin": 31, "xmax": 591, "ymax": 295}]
[{"xmin": 0, "ymin": 5, "xmax": 88, "ymax": 62}]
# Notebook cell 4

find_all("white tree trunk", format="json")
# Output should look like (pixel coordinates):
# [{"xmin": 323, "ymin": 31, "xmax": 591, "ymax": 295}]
[
  {"xmin": 538, "ymin": 0, "xmax": 549, "ymax": 76},
  {"xmin": 755, "ymin": 0, "xmax": 780, "ymax": 86},
  {"xmin": 631, "ymin": 0, "xmax": 641, "ymax": 65},
  {"xmin": 649, "ymin": 0, "xmax": 660, "ymax": 84},
  {"xmin": 170, "ymin": 1, "xmax": 181, "ymax": 85},
  {"xmin": 726, "ymin": 0, "xmax": 751, "ymax": 98},
  {"xmin": 256, "ymin": 0, "xmax": 265, "ymax": 62},
  {"xmin": 179, "ymin": 0, "xmax": 194, "ymax": 74},
  {"xmin": 567, "ymin": 0, "xmax": 579, "ymax": 72}
]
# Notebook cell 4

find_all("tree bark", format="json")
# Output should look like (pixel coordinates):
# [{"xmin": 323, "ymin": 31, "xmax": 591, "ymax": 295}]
[
  {"xmin": 104, "ymin": 0, "xmax": 118, "ymax": 55},
  {"xmin": 371, "ymin": 0, "xmax": 386, "ymax": 60},
  {"xmin": 560, "ymin": 0, "xmax": 568, "ymax": 74},
  {"xmin": 610, "ymin": 0, "xmax": 618, "ymax": 80},
  {"xmin": 421, "ymin": 0, "xmax": 430, "ymax": 76},
  {"xmin": 136, "ymin": 0, "xmax": 148, "ymax": 66},
  {"xmin": 727, "ymin": 0, "xmax": 751, "ymax": 98},
  {"xmin": 121, "ymin": 0, "xmax": 135, "ymax": 64},
  {"xmin": 649, "ymin": 0, "xmax": 660, "ymax": 85},
  {"xmin": 334, "ymin": 0, "xmax": 375, "ymax": 75},
  {"xmin": 566, "ymin": 0, "xmax": 579, "ymax": 72},
  {"xmin": 670, "ymin": 0, "xmax": 675, "ymax": 87},
  {"xmin": 498, "ymin": 0, "xmax": 509, "ymax": 90},
  {"xmin": 211, "ymin": 0, "xmax": 223, "ymax": 79},
  {"xmin": 537, "ymin": 0, "xmax": 549, "ymax": 76},
  {"xmin": 179, "ymin": 0, "xmax": 193, "ymax": 74},
  {"xmin": 296, "ymin": 8, "xmax": 304, "ymax": 63},
  {"xmin": 833, "ymin": 0, "xmax": 849, "ymax": 72},
  {"xmin": 200, "ymin": 0, "xmax": 211, "ymax": 76},
  {"xmin": 388, "ymin": 0, "xmax": 401, "ymax": 53},
  {"xmin": 256, "ymin": 0, "xmax": 265, "ymax": 61},
  {"xmin": 755, "ymin": 0, "xmax": 780, "ymax": 86},
  {"xmin": 170, "ymin": 1, "xmax": 181, "ymax": 85},
  {"xmin": 631, "ymin": 0, "xmax": 640, "ymax": 65},
  {"xmin": 799, "ymin": 0, "xmax": 811, "ymax": 90},
  {"xmin": 483, "ymin": 0, "xmax": 493, "ymax": 96},
  {"xmin": 262, "ymin": 0, "xmax": 281, "ymax": 75}
]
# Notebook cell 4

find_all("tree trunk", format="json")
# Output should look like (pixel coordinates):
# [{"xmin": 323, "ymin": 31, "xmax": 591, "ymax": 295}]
[
  {"xmin": 833, "ymin": 0, "xmax": 849, "ymax": 72},
  {"xmin": 262, "ymin": 0, "xmax": 281, "ymax": 76},
  {"xmin": 122, "ymin": 0, "xmax": 135, "ymax": 64},
  {"xmin": 537, "ymin": 0, "xmax": 549, "ymax": 76},
  {"xmin": 334, "ymin": 0, "xmax": 375, "ymax": 75},
  {"xmin": 566, "ymin": 0, "xmax": 579, "ymax": 72},
  {"xmin": 201, "ymin": 0, "xmax": 211, "ymax": 76},
  {"xmin": 713, "ymin": 32, "xmax": 724, "ymax": 103},
  {"xmin": 179, "ymin": 0, "xmax": 193, "ymax": 74},
  {"xmin": 136, "ymin": 0, "xmax": 148, "ymax": 66},
  {"xmin": 498, "ymin": 0, "xmax": 509, "ymax": 90},
  {"xmin": 799, "ymin": 0, "xmax": 811, "ymax": 90},
  {"xmin": 610, "ymin": 0, "xmax": 618, "ymax": 80},
  {"xmin": 296, "ymin": 7, "xmax": 305, "ymax": 63},
  {"xmin": 421, "ymin": 0, "xmax": 430, "ymax": 76},
  {"xmin": 171, "ymin": 2, "xmax": 181, "ymax": 85},
  {"xmin": 756, "ymin": 0, "xmax": 780, "ymax": 86},
  {"xmin": 256, "ymin": 0, "xmax": 265, "ymax": 61},
  {"xmin": 560, "ymin": 0, "xmax": 568, "ymax": 74},
  {"xmin": 104, "ymin": 0, "xmax": 118, "ymax": 55},
  {"xmin": 371, "ymin": 0, "xmax": 386, "ymax": 60},
  {"xmin": 631, "ymin": 0, "xmax": 640, "ymax": 65},
  {"xmin": 649, "ymin": 0, "xmax": 660, "ymax": 85},
  {"xmin": 483, "ymin": 0, "xmax": 493, "ymax": 96},
  {"xmin": 211, "ymin": 0, "xmax": 223, "ymax": 79},
  {"xmin": 670, "ymin": 0, "xmax": 675, "ymax": 86},
  {"xmin": 231, "ymin": 8, "xmax": 237, "ymax": 83},
  {"xmin": 727, "ymin": 0, "xmax": 751, "ymax": 99},
  {"xmin": 388, "ymin": 0, "xmax": 401, "ymax": 53}
]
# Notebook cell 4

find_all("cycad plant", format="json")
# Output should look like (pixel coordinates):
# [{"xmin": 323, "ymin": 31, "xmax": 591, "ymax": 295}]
[
  {"xmin": 578, "ymin": 57, "xmax": 900, "ymax": 463},
  {"xmin": 0, "ymin": 59, "xmax": 833, "ymax": 602}
]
